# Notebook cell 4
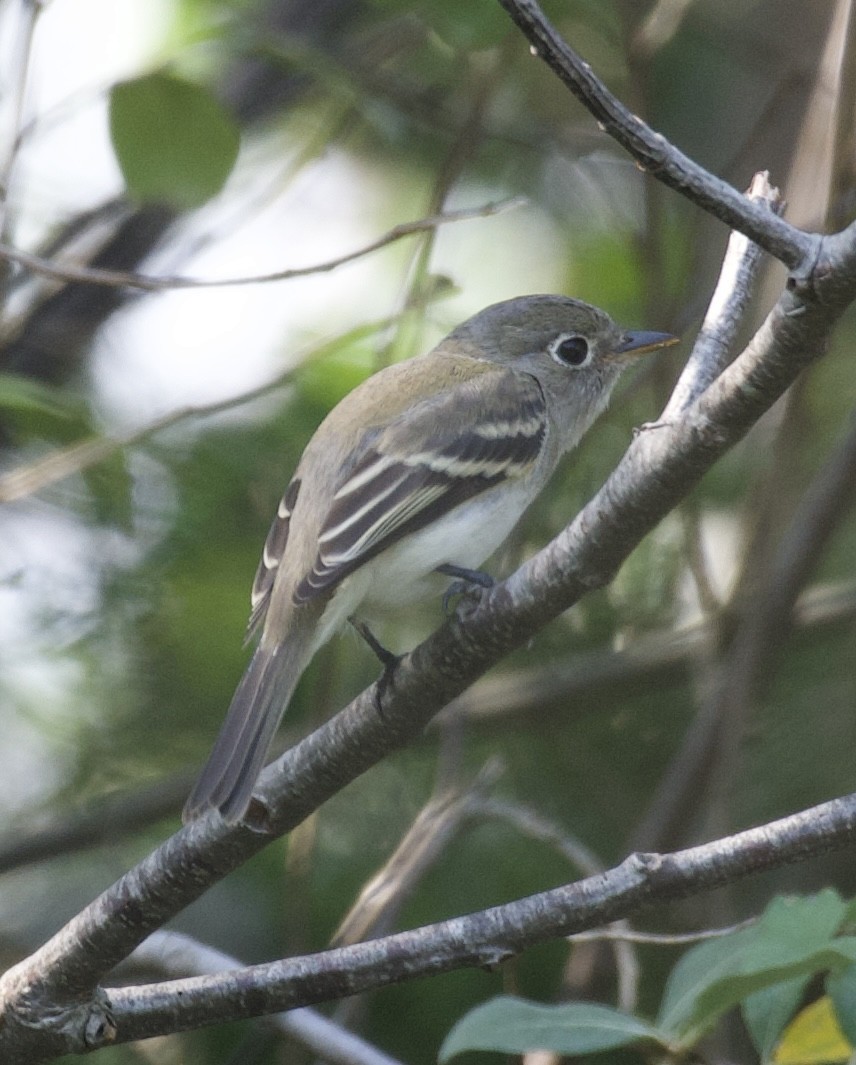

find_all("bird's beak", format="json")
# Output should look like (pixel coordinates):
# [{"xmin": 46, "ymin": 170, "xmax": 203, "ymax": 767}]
[{"xmin": 612, "ymin": 330, "xmax": 679, "ymax": 361}]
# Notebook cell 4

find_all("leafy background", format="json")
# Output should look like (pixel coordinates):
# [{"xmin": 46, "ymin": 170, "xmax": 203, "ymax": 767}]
[{"xmin": 1, "ymin": 0, "xmax": 855, "ymax": 1063}]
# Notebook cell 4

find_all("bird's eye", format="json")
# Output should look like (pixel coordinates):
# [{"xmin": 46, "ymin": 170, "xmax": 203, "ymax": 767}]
[{"xmin": 549, "ymin": 333, "xmax": 591, "ymax": 368}]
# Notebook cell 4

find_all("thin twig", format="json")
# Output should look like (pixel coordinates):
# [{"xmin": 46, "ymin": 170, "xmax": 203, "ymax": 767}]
[
  {"xmin": 0, "ymin": 775, "xmax": 192, "ymax": 877},
  {"xmin": 382, "ymin": 41, "xmax": 512, "ymax": 367},
  {"xmin": 827, "ymin": 0, "xmax": 856, "ymax": 231},
  {"xmin": 630, "ymin": 421, "xmax": 856, "ymax": 853},
  {"xmin": 0, "ymin": 199, "xmax": 525, "ymax": 292},
  {"xmin": 495, "ymin": 0, "xmax": 816, "ymax": 268},
  {"xmin": 0, "ymin": 317, "xmax": 393, "ymax": 504},
  {"xmin": 631, "ymin": 0, "xmax": 696, "ymax": 58},
  {"xmin": 443, "ymin": 580, "xmax": 856, "ymax": 727},
  {"xmin": 469, "ymin": 798, "xmax": 640, "ymax": 1012},
  {"xmin": 0, "ymin": 584, "xmax": 852, "ymax": 882},
  {"xmin": 569, "ymin": 918, "xmax": 757, "ymax": 947},
  {"xmin": 332, "ymin": 761, "xmax": 503, "ymax": 947},
  {"xmin": 677, "ymin": 501, "xmax": 722, "ymax": 617}
]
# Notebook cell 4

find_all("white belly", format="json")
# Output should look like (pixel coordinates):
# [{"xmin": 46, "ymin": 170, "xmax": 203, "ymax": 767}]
[
  {"xmin": 307, "ymin": 476, "xmax": 536, "ymax": 654},
  {"xmin": 361, "ymin": 477, "xmax": 534, "ymax": 609}
]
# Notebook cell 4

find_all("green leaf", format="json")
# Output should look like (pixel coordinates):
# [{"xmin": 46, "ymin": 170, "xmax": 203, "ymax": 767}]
[
  {"xmin": 439, "ymin": 996, "xmax": 664, "ymax": 1062},
  {"xmin": 743, "ymin": 976, "xmax": 811, "ymax": 1061},
  {"xmin": 659, "ymin": 892, "xmax": 852, "ymax": 1042},
  {"xmin": 0, "ymin": 373, "xmax": 78, "ymax": 419},
  {"xmin": 762, "ymin": 891, "xmax": 848, "ymax": 947},
  {"xmin": 109, "ymin": 72, "xmax": 240, "ymax": 209},
  {"xmin": 425, "ymin": 0, "xmax": 512, "ymax": 50},
  {"xmin": 828, "ymin": 964, "xmax": 856, "ymax": 1044},
  {"xmin": 658, "ymin": 925, "xmax": 760, "ymax": 1038}
]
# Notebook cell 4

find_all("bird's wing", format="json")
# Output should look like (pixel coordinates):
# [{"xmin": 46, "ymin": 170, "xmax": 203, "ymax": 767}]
[
  {"xmin": 247, "ymin": 475, "xmax": 300, "ymax": 639},
  {"xmin": 294, "ymin": 367, "xmax": 547, "ymax": 603}
]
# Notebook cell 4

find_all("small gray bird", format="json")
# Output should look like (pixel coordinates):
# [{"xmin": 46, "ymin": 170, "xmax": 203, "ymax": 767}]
[{"xmin": 184, "ymin": 294, "xmax": 676, "ymax": 823}]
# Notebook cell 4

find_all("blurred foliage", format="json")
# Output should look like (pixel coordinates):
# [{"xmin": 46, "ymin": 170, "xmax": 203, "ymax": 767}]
[
  {"xmin": 110, "ymin": 72, "xmax": 241, "ymax": 208},
  {"xmin": 441, "ymin": 892, "xmax": 856, "ymax": 1064},
  {"xmin": 2, "ymin": 0, "xmax": 856, "ymax": 1063}
]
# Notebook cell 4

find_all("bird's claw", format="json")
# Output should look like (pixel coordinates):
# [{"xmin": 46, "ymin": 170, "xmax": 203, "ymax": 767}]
[{"xmin": 436, "ymin": 564, "xmax": 495, "ymax": 616}]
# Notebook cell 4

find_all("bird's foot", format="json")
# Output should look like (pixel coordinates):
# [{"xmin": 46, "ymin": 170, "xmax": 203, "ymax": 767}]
[
  {"xmin": 633, "ymin": 418, "xmax": 670, "ymax": 436},
  {"xmin": 349, "ymin": 618, "xmax": 401, "ymax": 715},
  {"xmin": 436, "ymin": 563, "xmax": 495, "ymax": 616}
]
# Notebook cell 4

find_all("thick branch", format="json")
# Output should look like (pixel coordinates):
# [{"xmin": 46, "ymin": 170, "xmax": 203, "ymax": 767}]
[
  {"xmin": 126, "ymin": 933, "xmax": 405, "ymax": 1065},
  {"xmin": 102, "ymin": 792, "xmax": 856, "ymax": 1042}
]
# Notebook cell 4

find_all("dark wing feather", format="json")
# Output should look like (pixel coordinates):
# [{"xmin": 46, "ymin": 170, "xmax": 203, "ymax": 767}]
[
  {"xmin": 294, "ymin": 369, "xmax": 546, "ymax": 604},
  {"xmin": 247, "ymin": 477, "xmax": 300, "ymax": 638}
]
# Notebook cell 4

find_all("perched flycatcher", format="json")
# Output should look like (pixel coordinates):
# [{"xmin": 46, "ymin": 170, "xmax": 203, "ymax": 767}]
[{"xmin": 184, "ymin": 294, "xmax": 677, "ymax": 823}]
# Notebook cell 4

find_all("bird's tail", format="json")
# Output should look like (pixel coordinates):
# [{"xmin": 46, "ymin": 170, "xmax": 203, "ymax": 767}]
[{"xmin": 183, "ymin": 633, "xmax": 312, "ymax": 825}]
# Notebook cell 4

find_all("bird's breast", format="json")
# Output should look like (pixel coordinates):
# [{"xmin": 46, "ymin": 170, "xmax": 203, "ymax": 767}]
[{"xmin": 357, "ymin": 476, "xmax": 537, "ymax": 611}]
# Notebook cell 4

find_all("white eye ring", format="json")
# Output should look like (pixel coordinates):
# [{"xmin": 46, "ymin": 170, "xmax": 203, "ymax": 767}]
[{"xmin": 549, "ymin": 333, "xmax": 592, "ymax": 368}]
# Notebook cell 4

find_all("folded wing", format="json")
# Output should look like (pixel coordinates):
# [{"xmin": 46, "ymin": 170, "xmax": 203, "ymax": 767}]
[{"xmin": 295, "ymin": 367, "xmax": 547, "ymax": 603}]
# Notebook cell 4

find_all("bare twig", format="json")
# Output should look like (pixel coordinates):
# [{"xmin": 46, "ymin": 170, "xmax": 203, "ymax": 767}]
[
  {"xmin": 495, "ymin": 0, "xmax": 816, "ymax": 268},
  {"xmin": 630, "ymin": 421, "xmax": 856, "ymax": 853},
  {"xmin": 677, "ymin": 501, "xmax": 722, "ymax": 616},
  {"xmin": 0, "ymin": 776, "xmax": 192, "ymax": 877},
  {"xmin": 332, "ymin": 761, "xmax": 503, "ymax": 947},
  {"xmin": 569, "ymin": 918, "xmax": 756, "ymax": 947},
  {"xmin": 633, "ymin": 3, "xmax": 856, "ymax": 855},
  {"xmin": 0, "ymin": 583, "xmax": 851, "ymax": 883},
  {"xmin": 443, "ymin": 580, "xmax": 856, "ymax": 727},
  {"xmin": 827, "ymin": 0, "xmax": 856, "ymax": 231},
  {"xmin": 0, "ymin": 200, "xmax": 524, "ymax": 292},
  {"xmin": 631, "ymin": 0, "xmax": 696, "ymax": 58},
  {"xmin": 382, "ymin": 41, "xmax": 512, "ymax": 367},
  {"xmin": 745, "ymin": 416, "xmax": 856, "ymax": 654}
]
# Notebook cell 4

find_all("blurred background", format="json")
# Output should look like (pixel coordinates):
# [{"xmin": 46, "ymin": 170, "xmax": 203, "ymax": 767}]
[{"xmin": 1, "ymin": 0, "xmax": 855, "ymax": 1061}]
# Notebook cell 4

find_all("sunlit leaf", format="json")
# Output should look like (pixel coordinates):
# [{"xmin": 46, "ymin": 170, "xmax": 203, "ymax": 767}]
[{"xmin": 774, "ymin": 998, "xmax": 852, "ymax": 1065}]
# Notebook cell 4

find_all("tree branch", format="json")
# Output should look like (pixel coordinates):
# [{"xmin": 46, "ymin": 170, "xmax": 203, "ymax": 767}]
[
  {"xmin": 0, "ymin": 317, "xmax": 393, "ymax": 503},
  {"xmin": 495, "ymin": 0, "xmax": 818, "ymax": 268},
  {"xmin": 125, "ymin": 932, "xmax": 405, "ymax": 1065},
  {"xmin": 662, "ymin": 172, "xmax": 782, "ymax": 418},
  {"xmin": 97, "ymin": 791, "xmax": 856, "ymax": 1044}
]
